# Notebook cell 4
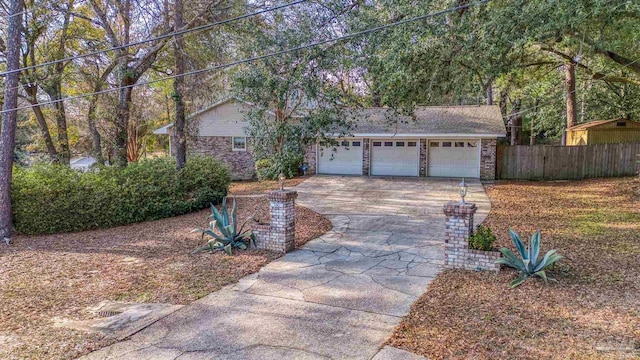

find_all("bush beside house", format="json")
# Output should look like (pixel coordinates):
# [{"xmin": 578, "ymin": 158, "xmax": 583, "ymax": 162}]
[{"xmin": 12, "ymin": 156, "xmax": 230, "ymax": 234}]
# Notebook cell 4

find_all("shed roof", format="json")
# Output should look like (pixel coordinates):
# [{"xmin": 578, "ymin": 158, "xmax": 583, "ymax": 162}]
[
  {"xmin": 346, "ymin": 105, "xmax": 506, "ymax": 136},
  {"xmin": 567, "ymin": 118, "xmax": 637, "ymax": 131}
]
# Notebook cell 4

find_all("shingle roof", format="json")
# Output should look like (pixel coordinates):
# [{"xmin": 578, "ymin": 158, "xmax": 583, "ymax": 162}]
[{"xmin": 344, "ymin": 105, "xmax": 506, "ymax": 136}]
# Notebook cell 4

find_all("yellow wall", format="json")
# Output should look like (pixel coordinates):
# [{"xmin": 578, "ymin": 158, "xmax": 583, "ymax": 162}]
[{"xmin": 566, "ymin": 130, "xmax": 588, "ymax": 146}]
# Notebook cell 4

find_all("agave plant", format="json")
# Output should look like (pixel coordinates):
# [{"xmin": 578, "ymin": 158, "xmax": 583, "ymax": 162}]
[
  {"xmin": 192, "ymin": 197, "xmax": 256, "ymax": 255},
  {"xmin": 496, "ymin": 230, "xmax": 564, "ymax": 288}
]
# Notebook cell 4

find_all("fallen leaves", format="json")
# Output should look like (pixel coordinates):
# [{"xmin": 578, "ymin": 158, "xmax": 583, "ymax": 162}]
[
  {"xmin": 388, "ymin": 177, "xmax": 640, "ymax": 360},
  {"xmin": 0, "ymin": 188, "xmax": 331, "ymax": 360}
]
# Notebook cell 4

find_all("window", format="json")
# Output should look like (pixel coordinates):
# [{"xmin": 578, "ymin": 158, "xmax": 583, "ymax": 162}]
[
  {"xmin": 351, "ymin": 141, "xmax": 361, "ymax": 147},
  {"xmin": 455, "ymin": 142, "xmax": 465, "ymax": 148},
  {"xmin": 341, "ymin": 141, "xmax": 350, "ymax": 147},
  {"xmin": 232, "ymin": 137, "xmax": 246, "ymax": 151},
  {"xmin": 373, "ymin": 141, "xmax": 382, "ymax": 147},
  {"xmin": 384, "ymin": 141, "xmax": 393, "ymax": 147},
  {"xmin": 429, "ymin": 142, "xmax": 439, "ymax": 147},
  {"xmin": 467, "ymin": 141, "xmax": 478, "ymax": 147},
  {"xmin": 396, "ymin": 141, "xmax": 405, "ymax": 147},
  {"xmin": 442, "ymin": 142, "xmax": 452, "ymax": 147},
  {"xmin": 617, "ymin": 122, "xmax": 627, "ymax": 127},
  {"xmin": 408, "ymin": 141, "xmax": 417, "ymax": 147}
]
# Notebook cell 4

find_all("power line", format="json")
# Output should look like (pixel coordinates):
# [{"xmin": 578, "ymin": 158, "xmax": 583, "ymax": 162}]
[
  {"xmin": 1, "ymin": 0, "xmax": 490, "ymax": 114},
  {"xmin": 0, "ymin": 0, "xmax": 309, "ymax": 76}
]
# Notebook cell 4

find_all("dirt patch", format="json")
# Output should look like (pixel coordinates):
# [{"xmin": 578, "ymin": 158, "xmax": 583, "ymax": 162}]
[
  {"xmin": 0, "ymin": 195, "xmax": 330, "ymax": 359},
  {"xmin": 388, "ymin": 177, "xmax": 640, "ymax": 359}
]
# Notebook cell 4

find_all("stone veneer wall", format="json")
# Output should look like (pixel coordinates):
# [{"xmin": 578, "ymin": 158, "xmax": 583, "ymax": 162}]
[
  {"xmin": 480, "ymin": 138, "xmax": 497, "ymax": 181},
  {"xmin": 362, "ymin": 138, "xmax": 370, "ymax": 175},
  {"xmin": 443, "ymin": 202, "xmax": 500, "ymax": 272},
  {"xmin": 253, "ymin": 190, "xmax": 298, "ymax": 253},
  {"xmin": 303, "ymin": 144, "xmax": 317, "ymax": 175},
  {"xmin": 188, "ymin": 136, "xmax": 256, "ymax": 180},
  {"xmin": 419, "ymin": 139, "xmax": 427, "ymax": 177}
]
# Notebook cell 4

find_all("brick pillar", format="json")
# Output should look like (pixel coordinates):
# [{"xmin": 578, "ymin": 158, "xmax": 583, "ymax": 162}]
[
  {"xmin": 362, "ymin": 138, "xmax": 370, "ymax": 175},
  {"xmin": 419, "ymin": 138, "xmax": 427, "ymax": 177},
  {"xmin": 254, "ymin": 190, "xmax": 298, "ymax": 253},
  {"xmin": 443, "ymin": 201, "xmax": 500, "ymax": 271}
]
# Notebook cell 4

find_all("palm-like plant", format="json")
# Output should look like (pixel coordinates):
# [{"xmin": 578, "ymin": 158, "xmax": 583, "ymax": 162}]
[
  {"xmin": 192, "ymin": 198, "xmax": 256, "ymax": 255},
  {"xmin": 496, "ymin": 230, "xmax": 564, "ymax": 288}
]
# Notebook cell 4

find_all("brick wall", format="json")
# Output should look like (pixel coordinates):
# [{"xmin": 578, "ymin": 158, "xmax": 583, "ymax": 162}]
[
  {"xmin": 254, "ymin": 190, "xmax": 298, "ymax": 253},
  {"xmin": 419, "ymin": 139, "xmax": 427, "ymax": 177},
  {"xmin": 480, "ymin": 138, "xmax": 497, "ymax": 181},
  {"xmin": 188, "ymin": 136, "xmax": 255, "ymax": 180},
  {"xmin": 362, "ymin": 138, "xmax": 370, "ymax": 175},
  {"xmin": 303, "ymin": 144, "xmax": 317, "ymax": 175},
  {"xmin": 443, "ymin": 201, "xmax": 500, "ymax": 272}
]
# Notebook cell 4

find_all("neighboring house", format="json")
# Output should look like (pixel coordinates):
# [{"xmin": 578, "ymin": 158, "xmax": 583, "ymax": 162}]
[
  {"xmin": 155, "ymin": 98, "xmax": 506, "ymax": 180},
  {"xmin": 566, "ymin": 118, "xmax": 640, "ymax": 146},
  {"xmin": 70, "ymin": 157, "xmax": 96, "ymax": 171}
]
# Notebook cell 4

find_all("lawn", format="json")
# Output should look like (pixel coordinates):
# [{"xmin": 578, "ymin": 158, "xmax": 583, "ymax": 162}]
[
  {"xmin": 0, "ymin": 177, "xmax": 331, "ymax": 360},
  {"xmin": 388, "ymin": 177, "xmax": 640, "ymax": 359}
]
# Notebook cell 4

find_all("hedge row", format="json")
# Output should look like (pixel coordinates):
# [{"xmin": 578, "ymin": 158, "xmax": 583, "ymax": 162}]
[{"xmin": 11, "ymin": 156, "xmax": 230, "ymax": 235}]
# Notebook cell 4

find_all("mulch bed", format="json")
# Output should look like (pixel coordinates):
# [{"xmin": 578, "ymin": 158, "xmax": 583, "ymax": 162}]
[
  {"xmin": 0, "ymin": 187, "xmax": 331, "ymax": 359},
  {"xmin": 229, "ymin": 176, "xmax": 310, "ymax": 196},
  {"xmin": 388, "ymin": 177, "xmax": 640, "ymax": 360}
]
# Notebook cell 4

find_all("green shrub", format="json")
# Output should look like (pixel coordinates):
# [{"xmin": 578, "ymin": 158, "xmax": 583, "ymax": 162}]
[
  {"xmin": 192, "ymin": 198, "xmax": 255, "ymax": 255},
  {"xmin": 255, "ymin": 153, "xmax": 302, "ymax": 180},
  {"xmin": 468, "ymin": 225, "xmax": 497, "ymax": 251},
  {"xmin": 496, "ymin": 230, "xmax": 565, "ymax": 288},
  {"xmin": 11, "ymin": 156, "xmax": 230, "ymax": 234}
]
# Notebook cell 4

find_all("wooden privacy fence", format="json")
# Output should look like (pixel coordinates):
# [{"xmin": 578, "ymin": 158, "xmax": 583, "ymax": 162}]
[{"xmin": 497, "ymin": 142, "xmax": 640, "ymax": 180}]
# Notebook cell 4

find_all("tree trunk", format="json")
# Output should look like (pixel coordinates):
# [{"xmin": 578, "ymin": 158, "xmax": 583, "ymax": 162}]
[
  {"xmin": 0, "ymin": 0, "xmax": 24, "ymax": 239},
  {"xmin": 86, "ymin": 96, "xmax": 104, "ymax": 164},
  {"xmin": 509, "ymin": 99, "xmax": 521, "ymax": 146},
  {"xmin": 23, "ymin": 85, "xmax": 58, "ymax": 161},
  {"xmin": 114, "ymin": 83, "xmax": 133, "ymax": 167},
  {"xmin": 485, "ymin": 79, "xmax": 493, "ymax": 105},
  {"xmin": 52, "ymin": 92, "xmax": 71, "ymax": 164},
  {"xmin": 565, "ymin": 62, "xmax": 578, "ymax": 129},
  {"xmin": 173, "ymin": 0, "xmax": 187, "ymax": 169}
]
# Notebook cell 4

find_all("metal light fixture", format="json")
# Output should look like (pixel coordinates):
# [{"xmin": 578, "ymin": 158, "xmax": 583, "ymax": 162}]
[
  {"xmin": 279, "ymin": 172, "xmax": 286, "ymax": 191},
  {"xmin": 459, "ymin": 178, "xmax": 468, "ymax": 204}
]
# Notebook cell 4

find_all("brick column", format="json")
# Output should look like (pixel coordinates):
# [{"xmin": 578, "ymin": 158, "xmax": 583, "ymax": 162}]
[
  {"xmin": 362, "ymin": 138, "xmax": 370, "ymax": 175},
  {"xmin": 443, "ymin": 201, "xmax": 500, "ymax": 271},
  {"xmin": 419, "ymin": 139, "xmax": 427, "ymax": 177},
  {"xmin": 254, "ymin": 190, "xmax": 298, "ymax": 253}
]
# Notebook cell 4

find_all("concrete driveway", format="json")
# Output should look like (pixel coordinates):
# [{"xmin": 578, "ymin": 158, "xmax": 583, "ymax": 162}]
[{"xmin": 81, "ymin": 176, "xmax": 490, "ymax": 360}]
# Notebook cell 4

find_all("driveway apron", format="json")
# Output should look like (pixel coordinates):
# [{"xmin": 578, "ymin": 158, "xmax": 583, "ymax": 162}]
[{"xmin": 80, "ymin": 176, "xmax": 490, "ymax": 360}]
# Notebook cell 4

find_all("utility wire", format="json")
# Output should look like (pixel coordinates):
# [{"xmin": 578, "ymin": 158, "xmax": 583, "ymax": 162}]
[
  {"xmin": 1, "ymin": 0, "xmax": 490, "ymax": 114},
  {"xmin": 0, "ymin": 0, "xmax": 309, "ymax": 76}
]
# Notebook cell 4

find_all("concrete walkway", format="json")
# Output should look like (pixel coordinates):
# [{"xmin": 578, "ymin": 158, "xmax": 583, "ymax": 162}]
[{"xmin": 81, "ymin": 176, "xmax": 490, "ymax": 360}]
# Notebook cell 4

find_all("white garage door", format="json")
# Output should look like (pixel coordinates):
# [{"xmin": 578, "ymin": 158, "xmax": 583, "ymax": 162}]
[
  {"xmin": 318, "ymin": 140, "xmax": 363, "ymax": 175},
  {"xmin": 428, "ymin": 140, "xmax": 480, "ymax": 178},
  {"xmin": 371, "ymin": 140, "xmax": 419, "ymax": 176}
]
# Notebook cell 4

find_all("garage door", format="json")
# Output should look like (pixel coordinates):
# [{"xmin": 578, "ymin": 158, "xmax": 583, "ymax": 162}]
[
  {"xmin": 318, "ymin": 140, "xmax": 363, "ymax": 175},
  {"xmin": 428, "ymin": 140, "xmax": 480, "ymax": 178},
  {"xmin": 371, "ymin": 140, "xmax": 419, "ymax": 176}
]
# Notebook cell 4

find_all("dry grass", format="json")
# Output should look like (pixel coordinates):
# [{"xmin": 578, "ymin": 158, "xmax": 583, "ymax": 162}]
[
  {"xmin": 229, "ymin": 176, "xmax": 310, "ymax": 195},
  {"xmin": 0, "ymin": 186, "xmax": 331, "ymax": 359},
  {"xmin": 389, "ymin": 177, "xmax": 640, "ymax": 360}
]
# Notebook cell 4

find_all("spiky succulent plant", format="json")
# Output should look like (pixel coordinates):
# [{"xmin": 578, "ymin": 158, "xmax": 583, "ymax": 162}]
[
  {"xmin": 192, "ymin": 197, "xmax": 255, "ymax": 255},
  {"xmin": 496, "ymin": 230, "xmax": 564, "ymax": 287}
]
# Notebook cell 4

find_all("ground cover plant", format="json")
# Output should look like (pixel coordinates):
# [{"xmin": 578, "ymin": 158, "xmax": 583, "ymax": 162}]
[
  {"xmin": 0, "ymin": 178, "xmax": 332, "ymax": 360},
  {"xmin": 389, "ymin": 177, "xmax": 640, "ymax": 359}
]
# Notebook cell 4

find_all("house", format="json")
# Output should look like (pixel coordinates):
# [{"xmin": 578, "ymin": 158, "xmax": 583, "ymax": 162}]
[
  {"xmin": 155, "ymin": 98, "xmax": 506, "ymax": 180},
  {"xmin": 566, "ymin": 118, "xmax": 640, "ymax": 146}
]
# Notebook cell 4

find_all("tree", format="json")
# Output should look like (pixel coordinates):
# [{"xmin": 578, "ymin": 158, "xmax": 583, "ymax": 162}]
[
  {"xmin": 173, "ymin": 0, "xmax": 186, "ymax": 169},
  {"xmin": 232, "ymin": 1, "xmax": 357, "ymax": 178},
  {"xmin": 0, "ymin": 0, "xmax": 24, "ymax": 240}
]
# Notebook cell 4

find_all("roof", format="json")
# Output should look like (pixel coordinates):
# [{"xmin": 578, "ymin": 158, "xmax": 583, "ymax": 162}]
[
  {"xmin": 345, "ymin": 105, "xmax": 506, "ymax": 136},
  {"xmin": 567, "ymin": 118, "xmax": 636, "ymax": 131},
  {"xmin": 153, "ymin": 123, "xmax": 174, "ymax": 135}
]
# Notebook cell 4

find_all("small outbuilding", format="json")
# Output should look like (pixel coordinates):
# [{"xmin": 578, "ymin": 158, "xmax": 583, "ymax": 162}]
[{"xmin": 566, "ymin": 118, "xmax": 640, "ymax": 146}]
